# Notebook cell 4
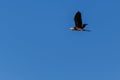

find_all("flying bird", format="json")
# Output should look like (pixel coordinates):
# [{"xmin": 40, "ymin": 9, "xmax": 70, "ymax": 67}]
[{"xmin": 70, "ymin": 11, "xmax": 90, "ymax": 31}]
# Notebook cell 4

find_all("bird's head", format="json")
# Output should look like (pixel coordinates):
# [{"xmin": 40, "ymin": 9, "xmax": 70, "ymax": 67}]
[{"xmin": 69, "ymin": 27, "xmax": 75, "ymax": 31}]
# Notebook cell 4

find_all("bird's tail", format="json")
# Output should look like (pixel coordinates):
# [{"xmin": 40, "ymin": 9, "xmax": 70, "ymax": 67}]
[{"xmin": 82, "ymin": 24, "xmax": 88, "ymax": 28}]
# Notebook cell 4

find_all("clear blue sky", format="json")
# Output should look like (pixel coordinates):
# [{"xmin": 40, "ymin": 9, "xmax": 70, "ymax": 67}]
[{"xmin": 0, "ymin": 0, "xmax": 120, "ymax": 80}]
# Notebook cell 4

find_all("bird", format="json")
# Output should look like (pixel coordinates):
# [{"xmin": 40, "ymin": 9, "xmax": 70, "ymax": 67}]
[{"xmin": 70, "ymin": 11, "xmax": 90, "ymax": 31}]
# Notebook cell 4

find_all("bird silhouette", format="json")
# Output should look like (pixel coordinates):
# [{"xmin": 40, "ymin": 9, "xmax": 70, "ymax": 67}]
[{"xmin": 70, "ymin": 11, "xmax": 90, "ymax": 31}]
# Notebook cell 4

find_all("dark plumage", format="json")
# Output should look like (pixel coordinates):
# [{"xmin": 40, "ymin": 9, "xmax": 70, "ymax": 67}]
[{"xmin": 70, "ymin": 11, "xmax": 89, "ymax": 31}]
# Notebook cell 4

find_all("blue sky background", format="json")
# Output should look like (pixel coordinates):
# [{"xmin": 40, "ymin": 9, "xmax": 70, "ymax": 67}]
[{"xmin": 0, "ymin": 0, "xmax": 120, "ymax": 80}]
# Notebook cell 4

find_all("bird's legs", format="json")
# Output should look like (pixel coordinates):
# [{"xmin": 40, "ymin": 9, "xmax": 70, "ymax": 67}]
[{"xmin": 83, "ymin": 29, "xmax": 91, "ymax": 32}]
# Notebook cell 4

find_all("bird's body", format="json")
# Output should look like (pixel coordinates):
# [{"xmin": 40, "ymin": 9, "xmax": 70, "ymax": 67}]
[{"xmin": 70, "ymin": 11, "xmax": 89, "ymax": 31}]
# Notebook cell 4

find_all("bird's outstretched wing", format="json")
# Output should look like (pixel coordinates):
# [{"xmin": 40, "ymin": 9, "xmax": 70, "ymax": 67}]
[{"xmin": 74, "ymin": 11, "xmax": 82, "ymax": 28}]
